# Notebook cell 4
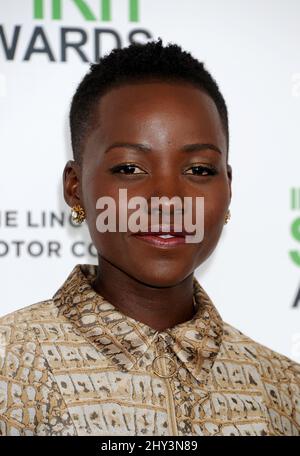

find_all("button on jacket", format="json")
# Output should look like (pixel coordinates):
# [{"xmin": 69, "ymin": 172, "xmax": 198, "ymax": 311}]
[{"xmin": 0, "ymin": 264, "xmax": 299, "ymax": 436}]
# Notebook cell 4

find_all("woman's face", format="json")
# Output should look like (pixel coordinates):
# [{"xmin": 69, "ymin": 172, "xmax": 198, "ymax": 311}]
[{"xmin": 65, "ymin": 81, "xmax": 232, "ymax": 287}]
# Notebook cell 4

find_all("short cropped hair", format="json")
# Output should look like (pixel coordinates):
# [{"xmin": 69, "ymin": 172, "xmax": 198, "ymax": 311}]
[{"xmin": 69, "ymin": 37, "xmax": 229, "ymax": 164}]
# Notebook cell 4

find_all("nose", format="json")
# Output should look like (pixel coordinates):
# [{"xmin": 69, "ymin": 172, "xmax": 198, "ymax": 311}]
[{"xmin": 146, "ymin": 172, "xmax": 185, "ymax": 218}]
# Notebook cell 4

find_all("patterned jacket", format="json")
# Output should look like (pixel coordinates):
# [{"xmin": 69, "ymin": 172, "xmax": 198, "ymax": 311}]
[{"xmin": 0, "ymin": 264, "xmax": 299, "ymax": 436}]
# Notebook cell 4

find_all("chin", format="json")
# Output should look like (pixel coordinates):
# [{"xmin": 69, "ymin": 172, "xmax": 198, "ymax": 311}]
[{"xmin": 129, "ymin": 267, "xmax": 193, "ymax": 288}]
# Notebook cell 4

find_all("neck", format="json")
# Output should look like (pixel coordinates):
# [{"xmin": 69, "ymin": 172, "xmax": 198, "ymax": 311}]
[{"xmin": 92, "ymin": 255, "xmax": 196, "ymax": 331}]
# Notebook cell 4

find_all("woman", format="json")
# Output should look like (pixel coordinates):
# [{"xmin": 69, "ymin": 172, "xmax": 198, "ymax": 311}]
[{"xmin": 0, "ymin": 38, "xmax": 299, "ymax": 436}]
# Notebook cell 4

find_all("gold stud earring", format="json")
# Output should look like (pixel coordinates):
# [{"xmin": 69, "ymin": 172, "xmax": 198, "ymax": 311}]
[
  {"xmin": 224, "ymin": 209, "xmax": 231, "ymax": 224},
  {"xmin": 71, "ymin": 204, "xmax": 86, "ymax": 224}
]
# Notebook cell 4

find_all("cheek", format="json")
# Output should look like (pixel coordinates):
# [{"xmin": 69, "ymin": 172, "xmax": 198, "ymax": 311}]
[
  {"xmin": 82, "ymin": 175, "xmax": 118, "ymax": 218},
  {"xmin": 91, "ymin": 231, "xmax": 124, "ymax": 253},
  {"xmin": 82, "ymin": 179, "xmax": 116, "ymax": 246},
  {"xmin": 201, "ymin": 185, "xmax": 229, "ymax": 234},
  {"xmin": 204, "ymin": 196, "xmax": 227, "ymax": 222}
]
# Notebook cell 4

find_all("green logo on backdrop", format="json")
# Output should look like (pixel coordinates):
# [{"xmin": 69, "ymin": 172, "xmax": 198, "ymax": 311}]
[
  {"xmin": 290, "ymin": 187, "xmax": 300, "ymax": 308},
  {"xmin": 0, "ymin": 0, "xmax": 150, "ymax": 61},
  {"xmin": 290, "ymin": 187, "xmax": 300, "ymax": 267},
  {"xmin": 33, "ymin": 0, "xmax": 139, "ymax": 22}
]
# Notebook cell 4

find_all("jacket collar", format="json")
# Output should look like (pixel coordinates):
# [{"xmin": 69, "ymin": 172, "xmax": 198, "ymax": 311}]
[{"xmin": 52, "ymin": 264, "xmax": 223, "ymax": 385}]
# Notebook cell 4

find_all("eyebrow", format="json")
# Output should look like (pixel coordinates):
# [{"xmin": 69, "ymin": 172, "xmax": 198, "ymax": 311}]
[{"xmin": 104, "ymin": 142, "xmax": 222, "ymax": 155}]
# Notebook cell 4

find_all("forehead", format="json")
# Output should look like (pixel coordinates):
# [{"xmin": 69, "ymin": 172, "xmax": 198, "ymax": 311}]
[{"xmin": 88, "ymin": 81, "xmax": 226, "ymax": 154}]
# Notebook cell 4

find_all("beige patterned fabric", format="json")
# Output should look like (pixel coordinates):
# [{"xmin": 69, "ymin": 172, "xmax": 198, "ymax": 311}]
[{"xmin": 0, "ymin": 263, "xmax": 299, "ymax": 436}]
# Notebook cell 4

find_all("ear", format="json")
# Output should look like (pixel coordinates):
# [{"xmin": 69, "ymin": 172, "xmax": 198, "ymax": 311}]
[
  {"xmin": 226, "ymin": 163, "xmax": 232, "ymax": 203},
  {"xmin": 62, "ymin": 160, "xmax": 83, "ymax": 208}
]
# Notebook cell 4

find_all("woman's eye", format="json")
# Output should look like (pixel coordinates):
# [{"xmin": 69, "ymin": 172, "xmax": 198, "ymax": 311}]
[
  {"xmin": 184, "ymin": 165, "xmax": 217, "ymax": 176},
  {"xmin": 110, "ymin": 164, "xmax": 146, "ymax": 175}
]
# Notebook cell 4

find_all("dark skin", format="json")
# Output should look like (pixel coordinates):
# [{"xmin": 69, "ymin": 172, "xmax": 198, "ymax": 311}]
[{"xmin": 63, "ymin": 80, "xmax": 232, "ymax": 331}]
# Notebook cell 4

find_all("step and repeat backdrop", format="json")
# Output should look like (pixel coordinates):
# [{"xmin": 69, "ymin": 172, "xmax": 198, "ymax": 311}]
[{"xmin": 0, "ymin": 0, "xmax": 300, "ymax": 361}]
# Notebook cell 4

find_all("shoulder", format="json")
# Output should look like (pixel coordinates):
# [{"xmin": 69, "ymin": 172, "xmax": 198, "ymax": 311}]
[
  {"xmin": 0, "ymin": 299, "xmax": 59, "ymax": 384},
  {"xmin": 0, "ymin": 300, "xmax": 76, "ymax": 435},
  {"xmin": 219, "ymin": 321, "xmax": 300, "ymax": 433},
  {"xmin": 0, "ymin": 299, "xmax": 61, "ymax": 347},
  {"xmin": 221, "ymin": 321, "xmax": 300, "ymax": 380},
  {"xmin": 0, "ymin": 299, "xmax": 55, "ymax": 325}
]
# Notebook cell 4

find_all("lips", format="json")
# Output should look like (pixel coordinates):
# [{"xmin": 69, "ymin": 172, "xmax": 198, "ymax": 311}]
[
  {"xmin": 130, "ymin": 225, "xmax": 190, "ymax": 248},
  {"xmin": 132, "ymin": 233, "xmax": 186, "ymax": 248},
  {"xmin": 131, "ymin": 225, "xmax": 189, "ymax": 237}
]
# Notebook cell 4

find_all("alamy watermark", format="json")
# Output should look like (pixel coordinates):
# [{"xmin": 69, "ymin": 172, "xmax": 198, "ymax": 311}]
[{"xmin": 94, "ymin": 189, "xmax": 205, "ymax": 243}]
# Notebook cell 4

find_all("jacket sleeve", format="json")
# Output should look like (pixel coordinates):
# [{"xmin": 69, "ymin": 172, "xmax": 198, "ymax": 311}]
[{"xmin": 0, "ymin": 306, "xmax": 76, "ymax": 436}]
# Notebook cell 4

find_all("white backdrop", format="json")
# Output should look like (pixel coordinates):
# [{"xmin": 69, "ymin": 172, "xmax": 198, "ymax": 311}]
[{"xmin": 1, "ymin": 0, "xmax": 300, "ymax": 362}]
